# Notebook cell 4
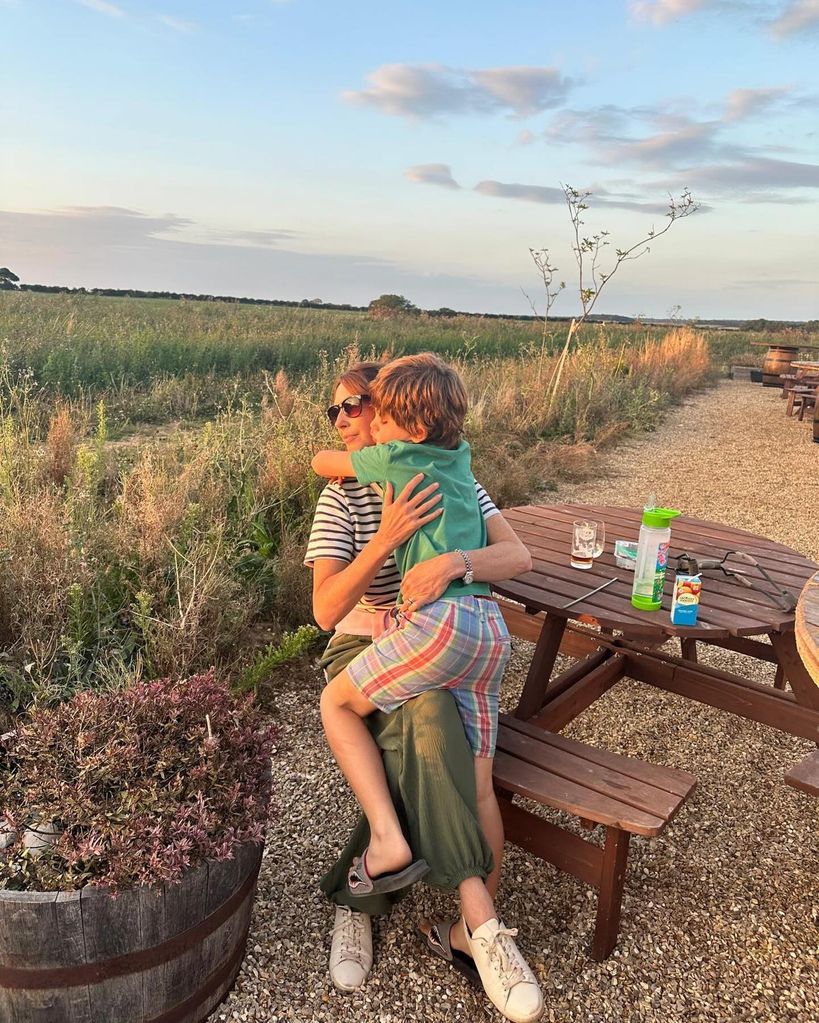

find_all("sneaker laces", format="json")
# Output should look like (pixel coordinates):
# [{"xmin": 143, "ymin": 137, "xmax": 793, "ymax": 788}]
[
  {"xmin": 330, "ymin": 907, "xmax": 367, "ymax": 966},
  {"xmin": 485, "ymin": 925, "xmax": 530, "ymax": 991}
]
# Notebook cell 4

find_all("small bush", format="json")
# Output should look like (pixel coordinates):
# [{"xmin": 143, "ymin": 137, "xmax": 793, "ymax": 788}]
[{"xmin": 0, "ymin": 669, "xmax": 275, "ymax": 892}]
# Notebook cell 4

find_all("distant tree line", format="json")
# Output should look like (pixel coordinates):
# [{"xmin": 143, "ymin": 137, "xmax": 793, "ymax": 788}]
[{"xmin": 1, "ymin": 270, "xmax": 816, "ymax": 331}]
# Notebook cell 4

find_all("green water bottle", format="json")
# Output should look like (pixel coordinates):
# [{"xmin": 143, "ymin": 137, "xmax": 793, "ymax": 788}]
[{"xmin": 631, "ymin": 506, "xmax": 681, "ymax": 611}]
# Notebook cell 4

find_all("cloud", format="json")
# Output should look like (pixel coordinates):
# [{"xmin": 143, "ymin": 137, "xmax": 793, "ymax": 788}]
[
  {"xmin": 516, "ymin": 129, "xmax": 536, "ymax": 145},
  {"xmin": 405, "ymin": 164, "xmax": 461, "ymax": 189},
  {"xmin": 157, "ymin": 14, "xmax": 198, "ymax": 33},
  {"xmin": 474, "ymin": 181, "xmax": 566, "ymax": 205},
  {"xmin": 0, "ymin": 205, "xmax": 517, "ymax": 313},
  {"xmin": 77, "ymin": 0, "xmax": 125, "ymax": 16},
  {"xmin": 723, "ymin": 86, "xmax": 792, "ymax": 121},
  {"xmin": 473, "ymin": 180, "xmax": 671, "ymax": 213},
  {"xmin": 629, "ymin": 0, "xmax": 710, "ymax": 25},
  {"xmin": 469, "ymin": 67, "xmax": 573, "ymax": 117},
  {"xmin": 342, "ymin": 64, "xmax": 572, "ymax": 119},
  {"xmin": 544, "ymin": 90, "xmax": 817, "ymax": 185},
  {"xmin": 691, "ymin": 155, "xmax": 819, "ymax": 188},
  {"xmin": 631, "ymin": 0, "xmax": 819, "ymax": 38},
  {"xmin": 0, "ymin": 206, "xmax": 301, "ymax": 252},
  {"xmin": 769, "ymin": 0, "xmax": 819, "ymax": 38}
]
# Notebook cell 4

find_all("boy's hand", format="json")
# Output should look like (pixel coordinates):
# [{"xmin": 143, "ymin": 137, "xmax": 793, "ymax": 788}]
[{"xmin": 373, "ymin": 475, "xmax": 442, "ymax": 556}]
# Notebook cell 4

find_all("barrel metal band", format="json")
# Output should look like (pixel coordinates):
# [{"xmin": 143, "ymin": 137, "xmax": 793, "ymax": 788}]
[
  {"xmin": 146, "ymin": 930, "xmax": 249, "ymax": 1023},
  {"xmin": 0, "ymin": 861, "xmax": 259, "ymax": 989}
]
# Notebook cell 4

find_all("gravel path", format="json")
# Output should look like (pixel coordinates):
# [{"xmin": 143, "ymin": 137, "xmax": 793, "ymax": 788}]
[{"xmin": 214, "ymin": 380, "xmax": 819, "ymax": 1023}]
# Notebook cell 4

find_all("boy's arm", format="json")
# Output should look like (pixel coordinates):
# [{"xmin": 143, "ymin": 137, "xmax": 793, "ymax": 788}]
[{"xmin": 311, "ymin": 450, "xmax": 355, "ymax": 479}]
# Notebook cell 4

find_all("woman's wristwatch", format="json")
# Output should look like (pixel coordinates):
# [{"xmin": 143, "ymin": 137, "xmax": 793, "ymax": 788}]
[{"xmin": 454, "ymin": 548, "xmax": 474, "ymax": 585}]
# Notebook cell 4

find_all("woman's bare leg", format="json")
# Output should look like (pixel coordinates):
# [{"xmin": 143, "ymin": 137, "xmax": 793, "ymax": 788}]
[
  {"xmin": 451, "ymin": 756, "xmax": 504, "ymax": 951},
  {"xmin": 320, "ymin": 669, "xmax": 412, "ymax": 877}
]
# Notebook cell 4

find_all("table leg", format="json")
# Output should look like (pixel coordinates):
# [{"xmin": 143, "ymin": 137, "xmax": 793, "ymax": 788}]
[
  {"xmin": 769, "ymin": 631, "xmax": 819, "ymax": 711},
  {"xmin": 680, "ymin": 638, "xmax": 698, "ymax": 663},
  {"xmin": 514, "ymin": 614, "xmax": 567, "ymax": 720}
]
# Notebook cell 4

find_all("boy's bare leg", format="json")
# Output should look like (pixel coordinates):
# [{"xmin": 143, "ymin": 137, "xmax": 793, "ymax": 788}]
[{"xmin": 320, "ymin": 669, "xmax": 412, "ymax": 878}]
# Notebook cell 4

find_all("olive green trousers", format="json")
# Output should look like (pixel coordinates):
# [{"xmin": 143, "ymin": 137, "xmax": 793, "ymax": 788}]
[{"xmin": 318, "ymin": 633, "xmax": 493, "ymax": 916}]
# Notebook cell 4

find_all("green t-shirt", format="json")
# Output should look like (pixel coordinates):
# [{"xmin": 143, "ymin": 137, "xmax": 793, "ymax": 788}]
[{"xmin": 350, "ymin": 439, "xmax": 490, "ymax": 600}]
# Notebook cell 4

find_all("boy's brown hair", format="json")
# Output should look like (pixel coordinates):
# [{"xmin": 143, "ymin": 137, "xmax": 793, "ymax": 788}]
[{"xmin": 370, "ymin": 353, "xmax": 467, "ymax": 449}]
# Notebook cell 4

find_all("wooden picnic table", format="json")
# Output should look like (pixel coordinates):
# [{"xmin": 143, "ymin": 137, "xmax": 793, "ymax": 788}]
[
  {"xmin": 494, "ymin": 503, "xmax": 819, "ymax": 731},
  {"xmin": 791, "ymin": 360, "xmax": 819, "ymax": 374},
  {"xmin": 489, "ymin": 503, "xmax": 819, "ymax": 956}
]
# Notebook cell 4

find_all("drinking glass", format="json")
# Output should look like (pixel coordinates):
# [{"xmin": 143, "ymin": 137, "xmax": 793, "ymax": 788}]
[
  {"xmin": 592, "ymin": 521, "xmax": 605, "ymax": 558},
  {"xmin": 570, "ymin": 519, "xmax": 597, "ymax": 570}
]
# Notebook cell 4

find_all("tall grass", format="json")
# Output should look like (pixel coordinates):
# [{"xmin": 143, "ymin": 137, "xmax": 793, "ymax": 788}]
[
  {"xmin": 0, "ymin": 313, "xmax": 720, "ymax": 718},
  {"xmin": 0, "ymin": 291, "xmax": 761, "ymax": 398}
]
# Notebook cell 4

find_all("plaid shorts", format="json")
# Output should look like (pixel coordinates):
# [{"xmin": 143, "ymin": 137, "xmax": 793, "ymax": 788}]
[{"xmin": 345, "ymin": 596, "xmax": 512, "ymax": 758}]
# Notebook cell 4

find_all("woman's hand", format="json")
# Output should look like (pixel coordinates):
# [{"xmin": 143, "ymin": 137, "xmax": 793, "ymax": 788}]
[
  {"xmin": 398, "ymin": 553, "xmax": 460, "ymax": 613},
  {"xmin": 373, "ymin": 474, "xmax": 442, "ymax": 555}
]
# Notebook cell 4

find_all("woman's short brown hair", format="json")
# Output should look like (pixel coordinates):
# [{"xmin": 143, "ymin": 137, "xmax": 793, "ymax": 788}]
[
  {"xmin": 370, "ymin": 353, "xmax": 467, "ymax": 449},
  {"xmin": 332, "ymin": 361, "xmax": 383, "ymax": 398}
]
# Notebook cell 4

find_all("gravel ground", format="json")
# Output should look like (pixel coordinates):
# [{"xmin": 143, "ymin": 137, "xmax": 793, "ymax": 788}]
[{"xmin": 214, "ymin": 380, "xmax": 819, "ymax": 1023}]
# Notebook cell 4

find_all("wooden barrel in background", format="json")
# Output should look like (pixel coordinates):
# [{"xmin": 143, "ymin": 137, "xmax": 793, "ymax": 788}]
[
  {"xmin": 0, "ymin": 840, "xmax": 263, "ymax": 1023},
  {"xmin": 761, "ymin": 345, "xmax": 799, "ymax": 387}
]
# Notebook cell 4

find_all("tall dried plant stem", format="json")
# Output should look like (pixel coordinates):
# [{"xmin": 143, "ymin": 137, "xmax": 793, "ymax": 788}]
[{"xmin": 546, "ymin": 318, "xmax": 578, "ymax": 414}]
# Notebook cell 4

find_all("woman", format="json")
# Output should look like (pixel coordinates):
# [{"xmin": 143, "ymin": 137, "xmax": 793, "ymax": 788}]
[{"xmin": 304, "ymin": 361, "xmax": 543, "ymax": 1022}]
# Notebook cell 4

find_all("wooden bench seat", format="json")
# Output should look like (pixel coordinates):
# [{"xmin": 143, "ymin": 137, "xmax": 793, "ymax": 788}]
[
  {"xmin": 493, "ymin": 714, "xmax": 697, "ymax": 960},
  {"xmin": 784, "ymin": 749, "xmax": 819, "ymax": 796}
]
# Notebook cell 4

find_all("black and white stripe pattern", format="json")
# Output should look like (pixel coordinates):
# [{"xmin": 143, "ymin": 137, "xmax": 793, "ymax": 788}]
[{"xmin": 305, "ymin": 480, "xmax": 499, "ymax": 606}]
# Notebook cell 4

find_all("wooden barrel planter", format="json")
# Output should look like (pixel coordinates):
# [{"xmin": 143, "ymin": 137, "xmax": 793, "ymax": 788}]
[
  {"xmin": 0, "ymin": 840, "xmax": 263, "ymax": 1023},
  {"xmin": 761, "ymin": 345, "xmax": 799, "ymax": 387}
]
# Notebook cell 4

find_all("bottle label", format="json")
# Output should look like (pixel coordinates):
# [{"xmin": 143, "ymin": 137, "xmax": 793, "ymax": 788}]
[{"xmin": 652, "ymin": 541, "xmax": 670, "ymax": 601}]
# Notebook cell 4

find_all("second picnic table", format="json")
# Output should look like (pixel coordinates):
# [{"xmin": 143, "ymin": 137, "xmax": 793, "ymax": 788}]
[{"xmin": 489, "ymin": 503, "xmax": 819, "ymax": 958}]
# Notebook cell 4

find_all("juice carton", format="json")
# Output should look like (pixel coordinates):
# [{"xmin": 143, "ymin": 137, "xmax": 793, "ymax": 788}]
[{"xmin": 671, "ymin": 574, "xmax": 702, "ymax": 626}]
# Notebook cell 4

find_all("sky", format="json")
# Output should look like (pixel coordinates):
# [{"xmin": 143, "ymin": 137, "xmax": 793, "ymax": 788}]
[{"xmin": 1, "ymin": 1, "xmax": 818, "ymax": 319}]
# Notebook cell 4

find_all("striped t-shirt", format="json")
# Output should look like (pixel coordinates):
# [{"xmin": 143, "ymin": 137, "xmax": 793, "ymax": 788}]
[{"xmin": 304, "ymin": 479, "xmax": 499, "ymax": 607}]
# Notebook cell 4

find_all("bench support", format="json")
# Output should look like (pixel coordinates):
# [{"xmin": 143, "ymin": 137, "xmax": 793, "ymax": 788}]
[{"xmin": 498, "ymin": 797, "xmax": 631, "ymax": 961}]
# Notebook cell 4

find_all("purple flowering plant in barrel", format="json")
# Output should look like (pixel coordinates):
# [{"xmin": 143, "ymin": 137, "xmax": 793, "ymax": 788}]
[{"xmin": 0, "ymin": 669, "xmax": 275, "ymax": 893}]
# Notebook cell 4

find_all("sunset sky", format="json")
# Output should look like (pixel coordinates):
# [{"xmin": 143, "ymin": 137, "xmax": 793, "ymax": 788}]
[{"xmin": 2, "ymin": 0, "xmax": 818, "ymax": 318}]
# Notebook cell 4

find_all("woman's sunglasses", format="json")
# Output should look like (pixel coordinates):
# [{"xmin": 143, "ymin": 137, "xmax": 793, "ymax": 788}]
[{"xmin": 326, "ymin": 394, "xmax": 370, "ymax": 425}]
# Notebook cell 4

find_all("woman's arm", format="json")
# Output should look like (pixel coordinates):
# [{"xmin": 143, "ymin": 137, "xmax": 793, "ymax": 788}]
[
  {"xmin": 312, "ymin": 450, "xmax": 355, "ymax": 479},
  {"xmin": 399, "ymin": 513, "xmax": 532, "ymax": 610},
  {"xmin": 311, "ymin": 475, "xmax": 443, "ymax": 630}
]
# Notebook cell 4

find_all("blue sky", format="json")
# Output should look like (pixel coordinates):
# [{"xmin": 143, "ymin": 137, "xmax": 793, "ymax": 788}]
[{"xmin": 2, "ymin": 0, "xmax": 818, "ymax": 318}]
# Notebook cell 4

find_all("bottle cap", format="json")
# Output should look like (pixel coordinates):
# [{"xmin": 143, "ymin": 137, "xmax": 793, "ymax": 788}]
[{"xmin": 641, "ymin": 507, "xmax": 681, "ymax": 528}]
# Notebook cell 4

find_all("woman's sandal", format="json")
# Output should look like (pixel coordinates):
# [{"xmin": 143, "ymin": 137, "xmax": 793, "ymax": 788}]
[
  {"xmin": 347, "ymin": 847, "xmax": 430, "ymax": 897},
  {"xmin": 418, "ymin": 918, "xmax": 481, "ymax": 987}
]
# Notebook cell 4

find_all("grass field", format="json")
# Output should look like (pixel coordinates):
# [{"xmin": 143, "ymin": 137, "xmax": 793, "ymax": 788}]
[{"xmin": 0, "ymin": 290, "xmax": 789, "ymax": 719}]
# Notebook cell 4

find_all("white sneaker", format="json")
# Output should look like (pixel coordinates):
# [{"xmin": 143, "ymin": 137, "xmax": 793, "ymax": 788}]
[
  {"xmin": 465, "ymin": 917, "xmax": 544, "ymax": 1023},
  {"xmin": 329, "ymin": 905, "xmax": 373, "ymax": 992}
]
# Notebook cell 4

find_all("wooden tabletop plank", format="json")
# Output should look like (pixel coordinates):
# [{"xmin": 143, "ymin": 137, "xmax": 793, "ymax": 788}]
[
  {"xmin": 795, "ymin": 572, "xmax": 819, "ymax": 686},
  {"xmin": 493, "ymin": 751, "xmax": 668, "ymax": 836}
]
